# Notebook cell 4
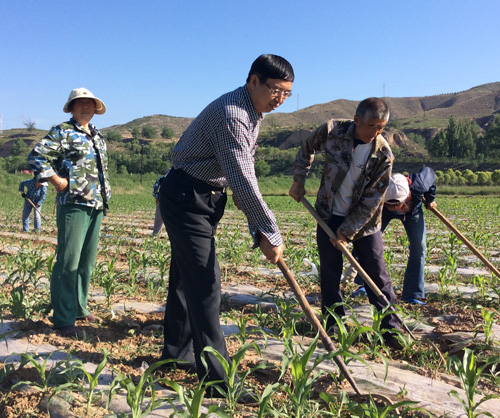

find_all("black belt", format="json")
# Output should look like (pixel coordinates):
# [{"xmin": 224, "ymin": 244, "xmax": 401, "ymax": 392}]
[{"xmin": 173, "ymin": 168, "xmax": 225, "ymax": 193}]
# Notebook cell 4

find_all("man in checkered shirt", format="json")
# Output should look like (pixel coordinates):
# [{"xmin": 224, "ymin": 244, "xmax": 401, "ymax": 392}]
[{"xmin": 158, "ymin": 54, "xmax": 294, "ymax": 403}]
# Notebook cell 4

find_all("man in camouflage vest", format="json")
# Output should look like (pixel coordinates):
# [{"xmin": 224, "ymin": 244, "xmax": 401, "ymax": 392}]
[
  {"xmin": 28, "ymin": 87, "xmax": 110, "ymax": 338},
  {"xmin": 289, "ymin": 97, "xmax": 401, "ymax": 339}
]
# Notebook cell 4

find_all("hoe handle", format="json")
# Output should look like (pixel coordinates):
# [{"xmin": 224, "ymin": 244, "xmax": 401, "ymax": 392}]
[
  {"xmin": 25, "ymin": 196, "xmax": 48, "ymax": 223},
  {"xmin": 428, "ymin": 205, "xmax": 500, "ymax": 279},
  {"xmin": 299, "ymin": 196, "xmax": 419, "ymax": 339},
  {"xmin": 276, "ymin": 256, "xmax": 363, "ymax": 396},
  {"xmin": 300, "ymin": 197, "xmax": 389, "ymax": 305}
]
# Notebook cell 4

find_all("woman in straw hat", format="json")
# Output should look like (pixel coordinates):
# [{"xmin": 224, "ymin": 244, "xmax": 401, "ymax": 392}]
[{"xmin": 28, "ymin": 88, "xmax": 111, "ymax": 338}]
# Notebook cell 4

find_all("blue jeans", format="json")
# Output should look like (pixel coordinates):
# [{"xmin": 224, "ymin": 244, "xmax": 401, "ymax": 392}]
[
  {"xmin": 355, "ymin": 207, "xmax": 426, "ymax": 299},
  {"xmin": 22, "ymin": 200, "xmax": 42, "ymax": 232}
]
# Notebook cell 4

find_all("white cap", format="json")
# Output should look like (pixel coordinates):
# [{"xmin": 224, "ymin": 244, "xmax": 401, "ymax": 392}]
[
  {"xmin": 63, "ymin": 87, "xmax": 106, "ymax": 115},
  {"xmin": 385, "ymin": 173, "xmax": 409, "ymax": 204}
]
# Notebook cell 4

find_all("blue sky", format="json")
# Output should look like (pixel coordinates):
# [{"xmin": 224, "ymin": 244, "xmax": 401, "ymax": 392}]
[{"xmin": 1, "ymin": 0, "xmax": 499, "ymax": 131}]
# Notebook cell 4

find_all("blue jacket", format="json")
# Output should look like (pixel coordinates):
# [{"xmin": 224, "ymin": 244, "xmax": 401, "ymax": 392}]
[{"xmin": 408, "ymin": 167, "xmax": 436, "ymax": 215}]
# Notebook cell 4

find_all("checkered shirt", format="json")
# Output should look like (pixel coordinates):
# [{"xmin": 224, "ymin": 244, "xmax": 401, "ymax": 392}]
[{"xmin": 172, "ymin": 86, "xmax": 282, "ymax": 247}]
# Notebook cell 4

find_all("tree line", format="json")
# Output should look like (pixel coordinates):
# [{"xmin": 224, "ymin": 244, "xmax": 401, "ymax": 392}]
[{"xmin": 427, "ymin": 115, "xmax": 500, "ymax": 162}]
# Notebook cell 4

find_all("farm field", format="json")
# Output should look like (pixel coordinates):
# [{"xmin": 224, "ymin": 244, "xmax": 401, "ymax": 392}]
[{"xmin": 1, "ymin": 184, "xmax": 500, "ymax": 417}]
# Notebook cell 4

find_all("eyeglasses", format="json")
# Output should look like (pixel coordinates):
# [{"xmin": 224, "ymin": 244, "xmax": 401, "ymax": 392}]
[{"xmin": 264, "ymin": 81, "xmax": 292, "ymax": 98}]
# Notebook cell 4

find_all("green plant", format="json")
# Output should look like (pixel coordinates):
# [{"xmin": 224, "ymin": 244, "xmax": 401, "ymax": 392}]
[
  {"xmin": 73, "ymin": 348, "xmax": 110, "ymax": 415},
  {"xmin": 350, "ymin": 396, "xmax": 429, "ymax": 417},
  {"xmin": 223, "ymin": 309, "xmax": 268, "ymax": 345},
  {"xmin": 108, "ymin": 360, "xmax": 171, "ymax": 418},
  {"xmin": 8, "ymin": 351, "xmax": 77, "ymax": 407},
  {"xmin": 201, "ymin": 341, "xmax": 269, "ymax": 411},
  {"xmin": 163, "ymin": 378, "xmax": 229, "ymax": 418},
  {"xmin": 478, "ymin": 307, "xmax": 497, "ymax": 345},
  {"xmin": 447, "ymin": 348, "xmax": 500, "ymax": 417},
  {"xmin": 324, "ymin": 304, "xmax": 372, "ymax": 362},
  {"xmin": 279, "ymin": 333, "xmax": 366, "ymax": 417}
]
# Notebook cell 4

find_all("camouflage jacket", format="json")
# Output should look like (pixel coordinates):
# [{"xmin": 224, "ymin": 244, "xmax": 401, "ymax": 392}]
[
  {"xmin": 293, "ymin": 120, "xmax": 393, "ymax": 241},
  {"xmin": 28, "ymin": 118, "xmax": 111, "ymax": 210}
]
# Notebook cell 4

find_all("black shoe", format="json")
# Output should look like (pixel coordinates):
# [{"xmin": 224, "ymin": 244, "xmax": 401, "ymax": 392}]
[
  {"xmin": 237, "ymin": 390, "xmax": 259, "ymax": 406},
  {"xmin": 159, "ymin": 359, "xmax": 197, "ymax": 373},
  {"xmin": 206, "ymin": 387, "xmax": 259, "ymax": 406},
  {"xmin": 56, "ymin": 325, "xmax": 84, "ymax": 338},
  {"xmin": 383, "ymin": 332, "xmax": 403, "ymax": 350}
]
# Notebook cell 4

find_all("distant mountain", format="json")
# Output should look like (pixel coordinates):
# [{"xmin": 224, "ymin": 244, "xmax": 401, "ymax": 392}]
[
  {"xmin": 3, "ymin": 82, "xmax": 499, "ymax": 162},
  {"xmin": 101, "ymin": 82, "xmax": 500, "ymax": 141},
  {"xmin": 261, "ymin": 82, "xmax": 500, "ymax": 130}
]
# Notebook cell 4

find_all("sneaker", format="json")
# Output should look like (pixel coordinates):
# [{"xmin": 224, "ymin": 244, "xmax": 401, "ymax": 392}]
[
  {"xmin": 56, "ymin": 325, "xmax": 83, "ymax": 338},
  {"xmin": 351, "ymin": 285, "xmax": 367, "ymax": 298},
  {"xmin": 401, "ymin": 297, "xmax": 427, "ymax": 305}
]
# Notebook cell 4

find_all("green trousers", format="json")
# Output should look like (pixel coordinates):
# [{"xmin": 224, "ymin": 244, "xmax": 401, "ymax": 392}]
[{"xmin": 51, "ymin": 204, "xmax": 103, "ymax": 328}]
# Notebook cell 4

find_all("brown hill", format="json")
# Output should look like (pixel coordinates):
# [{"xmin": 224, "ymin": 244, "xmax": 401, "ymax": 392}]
[
  {"xmin": 264, "ymin": 82, "xmax": 500, "ymax": 131},
  {"xmin": 103, "ymin": 114, "xmax": 194, "ymax": 138},
  {"xmin": 2, "ymin": 82, "xmax": 499, "ymax": 161},
  {"xmin": 101, "ymin": 82, "xmax": 500, "ymax": 138}
]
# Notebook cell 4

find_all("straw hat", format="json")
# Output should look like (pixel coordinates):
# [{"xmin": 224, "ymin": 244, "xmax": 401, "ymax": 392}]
[
  {"xmin": 385, "ymin": 173, "xmax": 410, "ymax": 204},
  {"xmin": 63, "ymin": 87, "xmax": 106, "ymax": 114}
]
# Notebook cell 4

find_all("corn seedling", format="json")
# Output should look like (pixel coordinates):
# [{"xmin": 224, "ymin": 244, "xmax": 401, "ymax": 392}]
[
  {"xmin": 223, "ymin": 309, "xmax": 268, "ymax": 346},
  {"xmin": 480, "ymin": 307, "xmax": 497, "ymax": 346},
  {"xmin": 201, "ymin": 341, "xmax": 268, "ymax": 411},
  {"xmin": 72, "ymin": 348, "xmax": 110, "ymax": 415},
  {"xmin": 108, "ymin": 359, "xmax": 171, "ymax": 418},
  {"xmin": 162, "ymin": 378, "xmax": 230, "ymax": 418},
  {"xmin": 448, "ymin": 348, "xmax": 500, "ymax": 418}
]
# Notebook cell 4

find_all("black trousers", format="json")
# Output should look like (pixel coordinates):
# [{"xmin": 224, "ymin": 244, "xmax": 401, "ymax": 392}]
[
  {"xmin": 159, "ymin": 168, "xmax": 231, "ymax": 384},
  {"xmin": 317, "ymin": 215, "xmax": 401, "ymax": 332}
]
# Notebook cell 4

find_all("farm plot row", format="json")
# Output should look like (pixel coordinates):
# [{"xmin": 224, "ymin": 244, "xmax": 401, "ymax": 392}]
[{"xmin": 0, "ymin": 195, "xmax": 499, "ymax": 417}]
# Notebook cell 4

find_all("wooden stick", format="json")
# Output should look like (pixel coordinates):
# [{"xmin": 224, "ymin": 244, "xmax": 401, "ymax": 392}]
[{"xmin": 428, "ymin": 205, "xmax": 500, "ymax": 279}]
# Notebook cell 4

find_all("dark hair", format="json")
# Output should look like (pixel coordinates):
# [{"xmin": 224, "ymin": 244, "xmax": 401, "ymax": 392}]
[
  {"xmin": 246, "ymin": 54, "xmax": 294, "ymax": 83},
  {"xmin": 355, "ymin": 97, "xmax": 390, "ymax": 121},
  {"xmin": 68, "ymin": 98, "xmax": 96, "ymax": 113}
]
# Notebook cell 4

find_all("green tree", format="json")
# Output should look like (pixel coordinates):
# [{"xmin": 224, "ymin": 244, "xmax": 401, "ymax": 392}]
[
  {"xmin": 11, "ymin": 138, "xmax": 27, "ymax": 156},
  {"xmin": 445, "ymin": 168, "xmax": 457, "ymax": 185},
  {"xmin": 105, "ymin": 130, "xmax": 122, "ymax": 142},
  {"xmin": 254, "ymin": 160, "xmax": 271, "ymax": 178},
  {"xmin": 131, "ymin": 127, "xmax": 141, "ymax": 139},
  {"xmin": 161, "ymin": 126, "xmax": 175, "ymax": 139},
  {"xmin": 478, "ymin": 115, "xmax": 500, "ymax": 159},
  {"xmin": 491, "ymin": 169, "xmax": 500, "ymax": 185},
  {"xmin": 457, "ymin": 120, "xmax": 478, "ymax": 159},
  {"xmin": 141, "ymin": 125, "xmax": 157, "ymax": 139},
  {"xmin": 477, "ymin": 171, "xmax": 491, "ymax": 185},
  {"xmin": 446, "ymin": 117, "xmax": 477, "ymax": 159},
  {"xmin": 117, "ymin": 165, "xmax": 128, "ymax": 175},
  {"xmin": 428, "ymin": 130, "xmax": 448, "ymax": 158}
]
